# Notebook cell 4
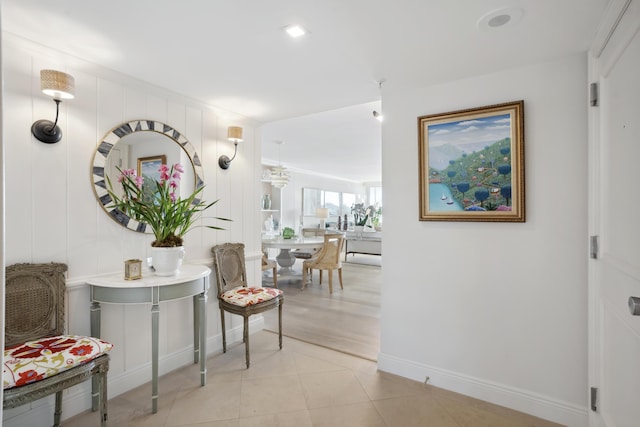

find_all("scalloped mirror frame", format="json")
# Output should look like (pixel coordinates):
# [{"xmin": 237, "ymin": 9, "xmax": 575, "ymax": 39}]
[{"xmin": 91, "ymin": 120, "xmax": 205, "ymax": 234}]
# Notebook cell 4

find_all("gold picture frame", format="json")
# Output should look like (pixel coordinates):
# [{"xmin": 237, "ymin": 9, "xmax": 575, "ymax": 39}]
[
  {"xmin": 137, "ymin": 155, "xmax": 167, "ymax": 179},
  {"xmin": 418, "ymin": 100, "xmax": 525, "ymax": 222}
]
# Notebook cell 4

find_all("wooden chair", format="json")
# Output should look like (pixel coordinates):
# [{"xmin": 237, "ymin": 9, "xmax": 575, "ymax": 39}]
[
  {"xmin": 211, "ymin": 243, "xmax": 284, "ymax": 368},
  {"xmin": 261, "ymin": 251, "xmax": 278, "ymax": 288},
  {"xmin": 302, "ymin": 234, "xmax": 345, "ymax": 294},
  {"xmin": 3, "ymin": 263, "xmax": 112, "ymax": 427}
]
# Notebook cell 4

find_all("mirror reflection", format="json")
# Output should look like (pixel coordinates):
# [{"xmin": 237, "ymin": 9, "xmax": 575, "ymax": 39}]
[{"xmin": 92, "ymin": 120, "xmax": 204, "ymax": 234}]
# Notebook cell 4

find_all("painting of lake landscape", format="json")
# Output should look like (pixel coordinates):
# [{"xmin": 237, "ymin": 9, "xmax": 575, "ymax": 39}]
[{"xmin": 418, "ymin": 101, "xmax": 525, "ymax": 222}]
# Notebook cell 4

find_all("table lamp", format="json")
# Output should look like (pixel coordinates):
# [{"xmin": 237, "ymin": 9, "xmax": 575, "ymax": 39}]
[{"xmin": 316, "ymin": 208, "xmax": 329, "ymax": 229}]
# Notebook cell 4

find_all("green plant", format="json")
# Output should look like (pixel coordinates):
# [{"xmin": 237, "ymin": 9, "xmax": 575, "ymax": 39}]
[
  {"xmin": 282, "ymin": 227, "xmax": 295, "ymax": 239},
  {"xmin": 351, "ymin": 203, "xmax": 369, "ymax": 226},
  {"xmin": 369, "ymin": 204, "xmax": 382, "ymax": 226},
  {"xmin": 106, "ymin": 163, "xmax": 231, "ymax": 247}
]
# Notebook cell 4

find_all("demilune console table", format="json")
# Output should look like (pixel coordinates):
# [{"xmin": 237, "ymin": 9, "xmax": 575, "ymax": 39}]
[{"xmin": 87, "ymin": 264, "xmax": 210, "ymax": 414}]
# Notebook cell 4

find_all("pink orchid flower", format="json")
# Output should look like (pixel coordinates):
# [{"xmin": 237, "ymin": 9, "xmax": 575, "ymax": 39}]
[
  {"xmin": 118, "ymin": 168, "xmax": 137, "ymax": 183},
  {"xmin": 158, "ymin": 164, "xmax": 170, "ymax": 183}
]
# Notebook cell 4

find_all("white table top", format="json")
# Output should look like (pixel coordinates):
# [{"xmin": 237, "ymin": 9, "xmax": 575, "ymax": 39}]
[
  {"xmin": 262, "ymin": 236, "xmax": 325, "ymax": 250},
  {"xmin": 87, "ymin": 264, "xmax": 211, "ymax": 288}
]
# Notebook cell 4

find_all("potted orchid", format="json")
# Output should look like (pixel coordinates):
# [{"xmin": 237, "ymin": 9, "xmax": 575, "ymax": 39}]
[
  {"xmin": 351, "ymin": 203, "xmax": 369, "ymax": 229},
  {"xmin": 368, "ymin": 203, "xmax": 382, "ymax": 229},
  {"xmin": 106, "ymin": 163, "xmax": 230, "ymax": 275}
]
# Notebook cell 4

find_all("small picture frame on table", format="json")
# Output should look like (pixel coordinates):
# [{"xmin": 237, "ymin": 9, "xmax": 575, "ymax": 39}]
[{"xmin": 124, "ymin": 259, "xmax": 142, "ymax": 280}]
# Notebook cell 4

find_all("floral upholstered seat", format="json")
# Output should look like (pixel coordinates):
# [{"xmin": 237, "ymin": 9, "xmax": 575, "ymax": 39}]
[
  {"xmin": 3, "ymin": 263, "xmax": 112, "ymax": 427},
  {"xmin": 220, "ymin": 286, "xmax": 283, "ymax": 307},
  {"xmin": 212, "ymin": 243, "xmax": 284, "ymax": 368},
  {"xmin": 3, "ymin": 335, "xmax": 113, "ymax": 390}
]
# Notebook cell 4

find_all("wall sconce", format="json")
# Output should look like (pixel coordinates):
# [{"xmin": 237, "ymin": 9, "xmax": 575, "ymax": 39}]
[
  {"xmin": 31, "ymin": 69, "xmax": 75, "ymax": 144},
  {"xmin": 316, "ymin": 207, "xmax": 329, "ymax": 229},
  {"xmin": 372, "ymin": 110, "xmax": 383, "ymax": 122},
  {"xmin": 219, "ymin": 126, "xmax": 243, "ymax": 169}
]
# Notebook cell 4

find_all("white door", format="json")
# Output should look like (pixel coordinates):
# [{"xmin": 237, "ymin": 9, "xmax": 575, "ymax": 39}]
[{"xmin": 589, "ymin": 1, "xmax": 640, "ymax": 426}]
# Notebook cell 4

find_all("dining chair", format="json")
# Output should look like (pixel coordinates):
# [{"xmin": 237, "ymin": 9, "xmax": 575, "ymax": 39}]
[
  {"xmin": 301, "ymin": 233, "xmax": 345, "ymax": 294},
  {"xmin": 211, "ymin": 243, "xmax": 284, "ymax": 368},
  {"xmin": 3, "ymin": 263, "xmax": 113, "ymax": 427},
  {"xmin": 261, "ymin": 250, "xmax": 278, "ymax": 288}
]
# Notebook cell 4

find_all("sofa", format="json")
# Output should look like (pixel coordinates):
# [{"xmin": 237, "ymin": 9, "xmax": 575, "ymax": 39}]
[{"xmin": 344, "ymin": 230, "xmax": 382, "ymax": 260}]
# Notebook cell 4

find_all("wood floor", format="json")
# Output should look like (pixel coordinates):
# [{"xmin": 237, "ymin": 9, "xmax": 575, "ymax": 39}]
[{"xmin": 263, "ymin": 254, "xmax": 381, "ymax": 361}]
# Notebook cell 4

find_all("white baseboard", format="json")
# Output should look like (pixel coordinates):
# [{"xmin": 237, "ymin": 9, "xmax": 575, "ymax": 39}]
[
  {"xmin": 377, "ymin": 351, "xmax": 588, "ymax": 427},
  {"xmin": 2, "ymin": 317, "xmax": 264, "ymax": 426}
]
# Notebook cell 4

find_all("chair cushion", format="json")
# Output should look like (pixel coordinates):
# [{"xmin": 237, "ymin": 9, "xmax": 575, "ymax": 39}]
[
  {"xmin": 221, "ymin": 286, "xmax": 283, "ymax": 307},
  {"xmin": 3, "ymin": 335, "xmax": 114, "ymax": 390}
]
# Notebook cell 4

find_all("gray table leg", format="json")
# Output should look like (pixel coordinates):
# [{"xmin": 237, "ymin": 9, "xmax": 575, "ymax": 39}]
[
  {"xmin": 151, "ymin": 288, "xmax": 160, "ymax": 414},
  {"xmin": 193, "ymin": 296, "xmax": 199, "ymax": 364},
  {"xmin": 90, "ymin": 299, "xmax": 101, "ymax": 412},
  {"xmin": 198, "ymin": 289, "xmax": 208, "ymax": 386}
]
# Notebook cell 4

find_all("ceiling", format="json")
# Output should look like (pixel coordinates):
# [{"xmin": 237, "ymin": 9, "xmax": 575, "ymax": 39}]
[
  {"xmin": 2, "ymin": 0, "xmax": 609, "ymax": 182},
  {"xmin": 260, "ymin": 100, "xmax": 382, "ymax": 183}
]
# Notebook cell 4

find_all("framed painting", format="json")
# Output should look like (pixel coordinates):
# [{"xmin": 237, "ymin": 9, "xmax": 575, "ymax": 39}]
[
  {"xmin": 137, "ymin": 155, "xmax": 167, "ymax": 181},
  {"xmin": 418, "ymin": 100, "xmax": 525, "ymax": 222},
  {"xmin": 137, "ymin": 155, "xmax": 167, "ymax": 203}
]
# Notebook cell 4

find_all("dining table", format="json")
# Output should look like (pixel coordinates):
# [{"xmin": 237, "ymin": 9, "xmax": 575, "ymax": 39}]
[{"xmin": 262, "ymin": 236, "xmax": 325, "ymax": 274}]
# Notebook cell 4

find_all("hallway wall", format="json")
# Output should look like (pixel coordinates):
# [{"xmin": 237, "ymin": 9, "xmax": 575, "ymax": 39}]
[
  {"xmin": 379, "ymin": 54, "xmax": 589, "ymax": 426},
  {"xmin": 2, "ymin": 34, "xmax": 262, "ymax": 425}
]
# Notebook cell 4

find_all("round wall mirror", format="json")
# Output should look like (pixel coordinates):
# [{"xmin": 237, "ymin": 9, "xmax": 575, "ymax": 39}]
[{"xmin": 91, "ymin": 120, "xmax": 204, "ymax": 233}]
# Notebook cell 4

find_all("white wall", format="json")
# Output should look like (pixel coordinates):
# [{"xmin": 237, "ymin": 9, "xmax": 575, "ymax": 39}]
[
  {"xmin": 2, "ymin": 34, "xmax": 262, "ymax": 425},
  {"xmin": 378, "ymin": 54, "xmax": 589, "ymax": 426}
]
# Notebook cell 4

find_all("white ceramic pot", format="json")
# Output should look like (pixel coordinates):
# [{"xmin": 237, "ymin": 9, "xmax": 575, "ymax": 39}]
[{"xmin": 150, "ymin": 246, "xmax": 185, "ymax": 276}]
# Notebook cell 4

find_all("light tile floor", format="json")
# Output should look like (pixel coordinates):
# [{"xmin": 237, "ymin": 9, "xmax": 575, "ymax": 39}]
[{"xmin": 67, "ymin": 331, "xmax": 563, "ymax": 427}]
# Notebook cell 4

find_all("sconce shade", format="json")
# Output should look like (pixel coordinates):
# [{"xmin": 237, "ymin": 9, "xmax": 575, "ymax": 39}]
[
  {"xmin": 227, "ymin": 126, "xmax": 243, "ymax": 142},
  {"xmin": 40, "ymin": 69, "xmax": 75, "ymax": 100},
  {"xmin": 316, "ymin": 208, "xmax": 329, "ymax": 219}
]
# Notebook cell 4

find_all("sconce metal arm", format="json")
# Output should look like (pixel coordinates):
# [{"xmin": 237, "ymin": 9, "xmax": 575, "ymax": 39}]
[
  {"xmin": 218, "ymin": 142, "xmax": 238, "ymax": 169},
  {"xmin": 31, "ymin": 99, "xmax": 63, "ymax": 144}
]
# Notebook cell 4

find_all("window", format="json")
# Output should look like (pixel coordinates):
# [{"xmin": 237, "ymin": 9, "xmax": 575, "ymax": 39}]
[
  {"xmin": 341, "ymin": 193, "xmax": 356, "ymax": 218},
  {"xmin": 368, "ymin": 186, "xmax": 382, "ymax": 207},
  {"xmin": 302, "ymin": 188, "xmax": 362, "ymax": 220},
  {"xmin": 324, "ymin": 191, "xmax": 340, "ymax": 216}
]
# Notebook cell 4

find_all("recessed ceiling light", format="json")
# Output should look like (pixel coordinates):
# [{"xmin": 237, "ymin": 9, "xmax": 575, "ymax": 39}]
[
  {"xmin": 477, "ymin": 7, "xmax": 523, "ymax": 31},
  {"xmin": 285, "ymin": 25, "xmax": 307, "ymax": 38},
  {"xmin": 488, "ymin": 14, "xmax": 511, "ymax": 27}
]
